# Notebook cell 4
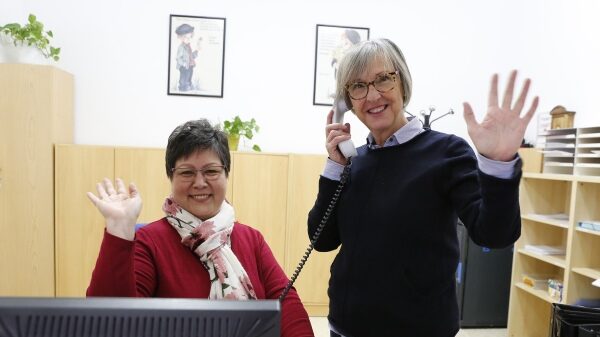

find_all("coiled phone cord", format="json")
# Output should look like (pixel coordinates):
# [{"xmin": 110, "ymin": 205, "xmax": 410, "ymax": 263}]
[{"xmin": 279, "ymin": 160, "xmax": 352, "ymax": 302}]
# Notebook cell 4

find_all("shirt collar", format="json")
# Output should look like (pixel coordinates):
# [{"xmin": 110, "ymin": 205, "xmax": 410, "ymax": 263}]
[{"xmin": 366, "ymin": 116, "xmax": 425, "ymax": 149}]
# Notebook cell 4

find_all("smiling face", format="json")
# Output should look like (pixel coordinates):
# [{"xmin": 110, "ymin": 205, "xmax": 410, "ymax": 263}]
[
  {"xmin": 349, "ymin": 57, "xmax": 408, "ymax": 145},
  {"xmin": 170, "ymin": 149, "xmax": 227, "ymax": 220}
]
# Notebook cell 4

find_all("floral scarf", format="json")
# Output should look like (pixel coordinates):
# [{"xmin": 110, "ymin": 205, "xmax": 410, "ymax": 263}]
[{"xmin": 163, "ymin": 197, "xmax": 257, "ymax": 300}]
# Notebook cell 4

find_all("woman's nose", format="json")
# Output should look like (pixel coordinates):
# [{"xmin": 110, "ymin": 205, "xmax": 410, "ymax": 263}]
[
  {"xmin": 365, "ymin": 83, "xmax": 381, "ymax": 101},
  {"xmin": 192, "ymin": 172, "xmax": 208, "ymax": 186}
]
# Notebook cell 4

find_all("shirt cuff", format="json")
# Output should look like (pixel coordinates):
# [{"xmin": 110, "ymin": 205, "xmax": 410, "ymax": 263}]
[
  {"xmin": 322, "ymin": 158, "xmax": 345, "ymax": 181},
  {"xmin": 477, "ymin": 153, "xmax": 519, "ymax": 179}
]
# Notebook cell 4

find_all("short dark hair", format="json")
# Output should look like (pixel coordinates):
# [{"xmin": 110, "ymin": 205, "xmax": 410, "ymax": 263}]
[{"xmin": 165, "ymin": 119, "xmax": 230, "ymax": 179}]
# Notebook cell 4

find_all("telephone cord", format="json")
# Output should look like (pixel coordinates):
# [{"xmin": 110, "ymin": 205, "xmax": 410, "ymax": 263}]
[{"xmin": 278, "ymin": 160, "xmax": 352, "ymax": 302}]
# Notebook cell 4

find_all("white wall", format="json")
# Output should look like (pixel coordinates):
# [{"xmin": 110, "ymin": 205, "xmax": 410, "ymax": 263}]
[{"xmin": 2, "ymin": 0, "xmax": 599, "ymax": 154}]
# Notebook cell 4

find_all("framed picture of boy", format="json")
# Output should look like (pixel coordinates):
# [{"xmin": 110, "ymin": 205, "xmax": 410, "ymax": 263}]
[
  {"xmin": 313, "ymin": 24, "xmax": 370, "ymax": 106},
  {"xmin": 168, "ymin": 15, "xmax": 226, "ymax": 97}
]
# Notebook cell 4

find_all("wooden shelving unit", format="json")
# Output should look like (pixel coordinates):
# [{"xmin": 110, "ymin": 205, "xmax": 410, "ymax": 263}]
[
  {"xmin": 507, "ymin": 173, "xmax": 600, "ymax": 337},
  {"xmin": 0, "ymin": 64, "xmax": 73, "ymax": 296}
]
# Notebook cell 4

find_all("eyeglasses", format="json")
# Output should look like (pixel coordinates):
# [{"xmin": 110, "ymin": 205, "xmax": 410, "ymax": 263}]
[
  {"xmin": 345, "ymin": 71, "xmax": 399, "ymax": 100},
  {"xmin": 171, "ymin": 165, "xmax": 226, "ymax": 182}
]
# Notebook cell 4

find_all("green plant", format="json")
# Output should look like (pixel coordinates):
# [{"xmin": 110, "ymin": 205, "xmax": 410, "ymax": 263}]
[
  {"xmin": 222, "ymin": 116, "xmax": 261, "ymax": 152},
  {"xmin": 0, "ymin": 14, "xmax": 60, "ymax": 61}
]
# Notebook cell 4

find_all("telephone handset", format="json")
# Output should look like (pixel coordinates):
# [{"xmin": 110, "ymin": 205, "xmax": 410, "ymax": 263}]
[
  {"xmin": 278, "ymin": 102, "xmax": 355, "ymax": 301},
  {"xmin": 333, "ymin": 99, "xmax": 358, "ymax": 159}
]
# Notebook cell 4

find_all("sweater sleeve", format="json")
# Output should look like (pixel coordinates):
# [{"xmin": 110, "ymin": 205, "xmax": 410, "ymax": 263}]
[
  {"xmin": 443, "ymin": 135, "xmax": 522, "ymax": 248},
  {"xmin": 255, "ymin": 232, "xmax": 314, "ymax": 337},
  {"xmin": 86, "ymin": 230, "xmax": 156, "ymax": 297},
  {"xmin": 307, "ymin": 176, "xmax": 343, "ymax": 252}
]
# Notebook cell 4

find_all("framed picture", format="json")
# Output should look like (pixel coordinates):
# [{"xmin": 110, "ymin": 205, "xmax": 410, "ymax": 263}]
[
  {"xmin": 168, "ymin": 15, "xmax": 226, "ymax": 97},
  {"xmin": 313, "ymin": 24, "xmax": 370, "ymax": 106}
]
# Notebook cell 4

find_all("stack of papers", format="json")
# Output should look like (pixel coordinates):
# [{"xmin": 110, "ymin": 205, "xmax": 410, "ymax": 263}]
[
  {"xmin": 578, "ymin": 221, "xmax": 600, "ymax": 231},
  {"xmin": 524, "ymin": 245, "xmax": 566, "ymax": 255},
  {"xmin": 542, "ymin": 150, "xmax": 573, "ymax": 157},
  {"xmin": 546, "ymin": 142, "xmax": 575, "ymax": 149}
]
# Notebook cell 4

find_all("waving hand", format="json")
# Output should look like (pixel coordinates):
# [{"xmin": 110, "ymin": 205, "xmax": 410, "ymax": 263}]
[
  {"xmin": 463, "ymin": 70, "xmax": 539, "ymax": 162},
  {"xmin": 87, "ymin": 178, "xmax": 142, "ymax": 241}
]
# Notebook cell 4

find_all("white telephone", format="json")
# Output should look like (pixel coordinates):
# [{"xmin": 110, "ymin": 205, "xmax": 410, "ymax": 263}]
[{"xmin": 333, "ymin": 98, "xmax": 358, "ymax": 158}]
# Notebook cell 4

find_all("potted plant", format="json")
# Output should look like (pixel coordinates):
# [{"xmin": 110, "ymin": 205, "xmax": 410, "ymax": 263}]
[
  {"xmin": 222, "ymin": 116, "xmax": 261, "ymax": 152},
  {"xmin": 0, "ymin": 14, "xmax": 61, "ymax": 62}
]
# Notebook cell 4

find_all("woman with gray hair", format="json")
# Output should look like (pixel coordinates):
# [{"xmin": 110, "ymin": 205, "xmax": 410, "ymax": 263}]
[
  {"xmin": 87, "ymin": 119, "xmax": 314, "ymax": 337},
  {"xmin": 308, "ymin": 38, "xmax": 538, "ymax": 336}
]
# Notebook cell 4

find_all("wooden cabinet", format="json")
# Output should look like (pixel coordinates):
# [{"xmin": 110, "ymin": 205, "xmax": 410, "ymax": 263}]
[
  {"xmin": 53, "ymin": 146, "xmax": 333, "ymax": 315},
  {"xmin": 54, "ymin": 145, "xmax": 113, "ymax": 297},
  {"xmin": 284, "ymin": 154, "xmax": 336, "ymax": 315},
  {"xmin": 508, "ymin": 173, "xmax": 600, "ymax": 336},
  {"xmin": 114, "ymin": 147, "xmax": 171, "ymax": 223},
  {"xmin": 230, "ymin": 152, "xmax": 289, "ymax": 263},
  {"xmin": 0, "ymin": 64, "xmax": 73, "ymax": 296}
]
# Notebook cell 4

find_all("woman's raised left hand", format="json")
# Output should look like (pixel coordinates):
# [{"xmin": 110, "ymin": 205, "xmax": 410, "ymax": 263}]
[{"xmin": 463, "ymin": 70, "xmax": 539, "ymax": 162}]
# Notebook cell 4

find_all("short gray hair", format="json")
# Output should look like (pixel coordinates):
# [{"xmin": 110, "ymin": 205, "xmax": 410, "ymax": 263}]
[{"xmin": 336, "ymin": 38, "xmax": 412, "ymax": 110}]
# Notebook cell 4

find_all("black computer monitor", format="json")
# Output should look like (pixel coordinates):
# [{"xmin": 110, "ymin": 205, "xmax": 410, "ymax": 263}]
[{"xmin": 0, "ymin": 297, "xmax": 280, "ymax": 337}]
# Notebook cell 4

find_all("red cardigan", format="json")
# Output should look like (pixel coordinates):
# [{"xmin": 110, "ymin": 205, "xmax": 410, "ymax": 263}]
[{"xmin": 87, "ymin": 218, "xmax": 314, "ymax": 337}]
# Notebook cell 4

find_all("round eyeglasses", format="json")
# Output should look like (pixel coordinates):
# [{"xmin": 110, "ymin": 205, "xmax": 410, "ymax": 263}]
[
  {"xmin": 171, "ymin": 165, "xmax": 226, "ymax": 182},
  {"xmin": 345, "ymin": 71, "xmax": 399, "ymax": 100}
]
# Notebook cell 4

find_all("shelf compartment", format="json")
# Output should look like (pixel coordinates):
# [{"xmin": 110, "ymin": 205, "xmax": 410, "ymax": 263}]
[
  {"xmin": 574, "ymin": 182, "xmax": 600, "ymax": 232},
  {"xmin": 515, "ymin": 282, "xmax": 556, "ymax": 304},
  {"xmin": 571, "ymin": 267, "xmax": 600, "ymax": 280},
  {"xmin": 571, "ymin": 229, "xmax": 600, "ymax": 272},
  {"xmin": 518, "ymin": 248, "xmax": 566, "ymax": 268},
  {"xmin": 565, "ymin": 272, "xmax": 600, "ymax": 305},
  {"xmin": 520, "ymin": 177, "xmax": 572, "ymax": 218},
  {"xmin": 508, "ymin": 284, "xmax": 554, "ymax": 337},
  {"xmin": 522, "ymin": 213, "xmax": 569, "ymax": 228}
]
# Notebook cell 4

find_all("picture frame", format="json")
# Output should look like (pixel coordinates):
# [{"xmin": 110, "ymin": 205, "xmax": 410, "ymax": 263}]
[
  {"xmin": 312, "ymin": 24, "xmax": 370, "ymax": 106},
  {"xmin": 168, "ymin": 15, "xmax": 226, "ymax": 97}
]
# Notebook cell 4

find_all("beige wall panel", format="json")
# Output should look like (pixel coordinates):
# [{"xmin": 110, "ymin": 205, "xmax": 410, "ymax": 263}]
[
  {"xmin": 54, "ymin": 145, "xmax": 114, "ymax": 296},
  {"xmin": 231, "ymin": 152, "xmax": 289, "ymax": 264},
  {"xmin": 114, "ymin": 147, "xmax": 171, "ymax": 224},
  {"xmin": 0, "ymin": 64, "xmax": 73, "ymax": 296},
  {"xmin": 285, "ymin": 154, "xmax": 335, "ymax": 313}
]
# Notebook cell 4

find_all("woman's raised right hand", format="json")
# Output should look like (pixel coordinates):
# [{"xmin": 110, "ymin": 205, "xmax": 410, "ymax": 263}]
[{"xmin": 86, "ymin": 178, "xmax": 143, "ymax": 241}]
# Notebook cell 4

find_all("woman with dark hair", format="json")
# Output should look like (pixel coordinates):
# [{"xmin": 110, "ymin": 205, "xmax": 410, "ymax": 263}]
[{"xmin": 87, "ymin": 119, "xmax": 314, "ymax": 337}]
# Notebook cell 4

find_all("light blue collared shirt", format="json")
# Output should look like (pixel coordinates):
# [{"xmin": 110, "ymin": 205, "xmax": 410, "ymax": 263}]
[{"xmin": 322, "ymin": 117, "xmax": 518, "ymax": 180}]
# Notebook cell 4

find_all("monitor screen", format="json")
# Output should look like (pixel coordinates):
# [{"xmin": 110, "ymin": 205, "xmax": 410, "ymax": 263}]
[{"xmin": 0, "ymin": 297, "xmax": 280, "ymax": 337}]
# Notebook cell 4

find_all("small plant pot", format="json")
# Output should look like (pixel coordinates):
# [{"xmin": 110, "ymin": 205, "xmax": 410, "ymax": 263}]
[
  {"xmin": 0, "ymin": 39, "xmax": 50, "ymax": 65},
  {"xmin": 227, "ymin": 134, "xmax": 240, "ymax": 151}
]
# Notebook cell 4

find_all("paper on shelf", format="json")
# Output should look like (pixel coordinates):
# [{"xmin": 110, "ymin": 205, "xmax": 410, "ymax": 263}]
[
  {"xmin": 542, "ymin": 150, "xmax": 573, "ymax": 157},
  {"xmin": 534, "ymin": 213, "xmax": 569, "ymax": 221},
  {"xmin": 593, "ymin": 279, "xmax": 600, "ymax": 288},
  {"xmin": 524, "ymin": 244, "xmax": 566, "ymax": 255},
  {"xmin": 546, "ymin": 142, "xmax": 575, "ymax": 148},
  {"xmin": 578, "ymin": 220, "xmax": 600, "ymax": 231}
]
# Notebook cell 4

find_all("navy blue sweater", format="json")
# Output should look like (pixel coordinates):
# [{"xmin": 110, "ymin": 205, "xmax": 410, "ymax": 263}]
[{"xmin": 308, "ymin": 130, "xmax": 522, "ymax": 337}]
